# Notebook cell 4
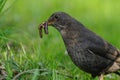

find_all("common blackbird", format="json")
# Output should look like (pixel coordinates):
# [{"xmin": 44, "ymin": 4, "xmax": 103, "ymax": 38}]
[{"xmin": 38, "ymin": 12, "xmax": 120, "ymax": 80}]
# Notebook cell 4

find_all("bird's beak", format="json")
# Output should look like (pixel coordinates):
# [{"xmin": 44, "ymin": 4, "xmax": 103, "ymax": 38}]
[{"xmin": 47, "ymin": 18, "xmax": 56, "ymax": 26}]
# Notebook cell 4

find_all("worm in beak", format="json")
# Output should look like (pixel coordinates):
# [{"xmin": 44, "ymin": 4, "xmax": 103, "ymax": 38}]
[
  {"xmin": 38, "ymin": 21, "xmax": 48, "ymax": 38},
  {"xmin": 38, "ymin": 19, "xmax": 55, "ymax": 38}
]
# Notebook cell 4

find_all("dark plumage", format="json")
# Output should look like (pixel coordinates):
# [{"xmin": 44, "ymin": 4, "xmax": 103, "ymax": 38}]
[{"xmin": 39, "ymin": 12, "xmax": 120, "ymax": 80}]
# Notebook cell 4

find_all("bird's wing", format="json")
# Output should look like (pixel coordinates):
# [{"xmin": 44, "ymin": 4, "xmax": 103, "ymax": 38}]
[{"xmin": 87, "ymin": 42, "xmax": 120, "ymax": 61}]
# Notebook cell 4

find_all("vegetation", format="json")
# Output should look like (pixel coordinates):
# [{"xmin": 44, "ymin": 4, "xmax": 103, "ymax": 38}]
[{"xmin": 0, "ymin": 0, "xmax": 120, "ymax": 80}]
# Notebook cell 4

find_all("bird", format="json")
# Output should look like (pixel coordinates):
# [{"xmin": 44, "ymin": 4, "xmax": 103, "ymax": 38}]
[{"xmin": 39, "ymin": 12, "xmax": 120, "ymax": 80}]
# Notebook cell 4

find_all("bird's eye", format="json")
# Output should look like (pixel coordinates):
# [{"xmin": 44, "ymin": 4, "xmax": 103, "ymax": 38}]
[{"xmin": 54, "ymin": 15, "xmax": 59, "ymax": 19}]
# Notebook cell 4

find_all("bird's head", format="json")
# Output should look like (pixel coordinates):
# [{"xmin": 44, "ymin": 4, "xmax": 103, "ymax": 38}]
[{"xmin": 47, "ymin": 12, "xmax": 72, "ymax": 31}]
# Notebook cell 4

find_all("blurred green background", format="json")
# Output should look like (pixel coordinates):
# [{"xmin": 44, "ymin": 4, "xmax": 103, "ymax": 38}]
[{"xmin": 0, "ymin": 0, "xmax": 120, "ymax": 80}]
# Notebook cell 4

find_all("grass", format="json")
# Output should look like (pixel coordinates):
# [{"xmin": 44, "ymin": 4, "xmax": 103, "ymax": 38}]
[
  {"xmin": 0, "ymin": 0, "xmax": 7, "ymax": 13},
  {"xmin": 0, "ymin": 0, "xmax": 120, "ymax": 80}
]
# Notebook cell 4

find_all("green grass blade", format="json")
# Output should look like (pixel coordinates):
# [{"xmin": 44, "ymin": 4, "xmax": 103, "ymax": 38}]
[{"xmin": 0, "ymin": 0, "xmax": 7, "ymax": 13}]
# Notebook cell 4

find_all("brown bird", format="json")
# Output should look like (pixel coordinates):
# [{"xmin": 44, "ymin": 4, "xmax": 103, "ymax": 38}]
[{"xmin": 38, "ymin": 12, "xmax": 120, "ymax": 80}]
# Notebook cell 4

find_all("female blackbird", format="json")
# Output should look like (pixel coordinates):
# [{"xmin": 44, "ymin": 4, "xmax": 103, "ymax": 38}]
[{"xmin": 39, "ymin": 12, "xmax": 120, "ymax": 80}]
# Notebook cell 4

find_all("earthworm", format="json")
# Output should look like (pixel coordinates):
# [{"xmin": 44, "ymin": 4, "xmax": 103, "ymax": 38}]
[{"xmin": 38, "ymin": 21, "xmax": 48, "ymax": 38}]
